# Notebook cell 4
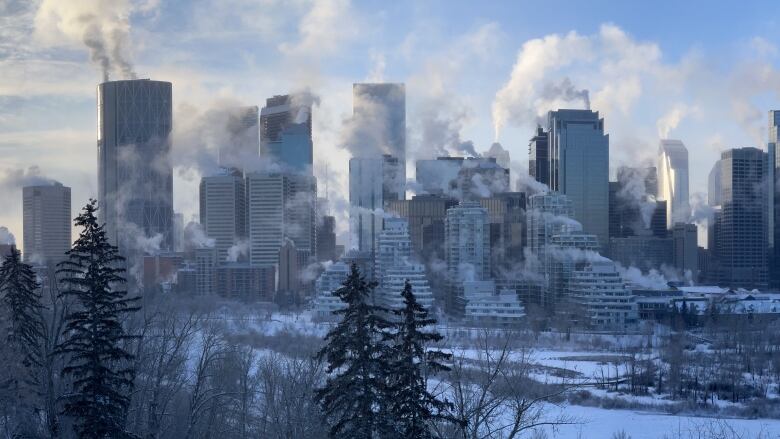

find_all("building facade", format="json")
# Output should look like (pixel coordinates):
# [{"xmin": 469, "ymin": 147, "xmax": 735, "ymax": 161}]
[
  {"xmin": 710, "ymin": 147, "xmax": 768, "ymax": 289},
  {"xmin": 352, "ymin": 83, "xmax": 406, "ymax": 184},
  {"xmin": 658, "ymin": 139, "xmax": 691, "ymax": 228},
  {"xmin": 221, "ymin": 106, "xmax": 259, "ymax": 169},
  {"xmin": 445, "ymin": 202, "xmax": 491, "ymax": 314},
  {"xmin": 246, "ymin": 172, "xmax": 316, "ymax": 267},
  {"xmin": 547, "ymin": 109, "xmax": 610, "ymax": 248},
  {"xmin": 260, "ymin": 94, "xmax": 313, "ymax": 173},
  {"xmin": 349, "ymin": 156, "xmax": 403, "ymax": 254},
  {"xmin": 528, "ymin": 126, "xmax": 550, "ymax": 187},
  {"xmin": 199, "ymin": 168, "xmax": 247, "ymax": 262},
  {"xmin": 22, "ymin": 183, "xmax": 71, "ymax": 265},
  {"xmin": 97, "ymin": 79, "xmax": 173, "ymax": 253}
]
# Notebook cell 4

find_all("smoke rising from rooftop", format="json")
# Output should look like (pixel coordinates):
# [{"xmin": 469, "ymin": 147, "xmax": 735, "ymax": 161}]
[{"xmin": 34, "ymin": 0, "xmax": 144, "ymax": 82}]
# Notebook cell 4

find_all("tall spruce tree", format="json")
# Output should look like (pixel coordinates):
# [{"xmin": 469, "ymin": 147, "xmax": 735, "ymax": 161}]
[
  {"xmin": 0, "ymin": 246, "xmax": 46, "ymax": 436},
  {"xmin": 0, "ymin": 246, "xmax": 45, "ymax": 375},
  {"xmin": 315, "ymin": 264, "xmax": 394, "ymax": 438},
  {"xmin": 55, "ymin": 200, "xmax": 140, "ymax": 439},
  {"xmin": 388, "ymin": 280, "xmax": 458, "ymax": 437}
]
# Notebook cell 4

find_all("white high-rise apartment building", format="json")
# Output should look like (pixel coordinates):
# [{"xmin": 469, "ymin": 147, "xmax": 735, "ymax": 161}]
[
  {"xmin": 22, "ymin": 183, "xmax": 71, "ymax": 265},
  {"xmin": 313, "ymin": 261, "xmax": 350, "ymax": 317},
  {"xmin": 199, "ymin": 168, "xmax": 246, "ymax": 262},
  {"xmin": 658, "ymin": 139, "xmax": 691, "ymax": 228},
  {"xmin": 375, "ymin": 218, "xmax": 411, "ymax": 287},
  {"xmin": 569, "ymin": 260, "xmax": 637, "ymax": 329},
  {"xmin": 445, "ymin": 202, "xmax": 491, "ymax": 282},
  {"xmin": 382, "ymin": 264, "xmax": 434, "ymax": 311},
  {"xmin": 526, "ymin": 192, "xmax": 581, "ymax": 256}
]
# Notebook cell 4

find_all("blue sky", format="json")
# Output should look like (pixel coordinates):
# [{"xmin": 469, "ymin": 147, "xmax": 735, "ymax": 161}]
[{"xmin": 1, "ymin": 0, "xmax": 780, "ymax": 246}]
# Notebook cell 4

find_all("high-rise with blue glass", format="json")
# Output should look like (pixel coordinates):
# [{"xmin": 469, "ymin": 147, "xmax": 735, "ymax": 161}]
[
  {"xmin": 260, "ymin": 94, "xmax": 313, "ymax": 174},
  {"xmin": 547, "ymin": 109, "xmax": 610, "ymax": 248}
]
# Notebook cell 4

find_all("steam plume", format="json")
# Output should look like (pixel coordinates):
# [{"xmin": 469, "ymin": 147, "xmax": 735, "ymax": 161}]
[{"xmin": 34, "ymin": 0, "xmax": 143, "ymax": 81}]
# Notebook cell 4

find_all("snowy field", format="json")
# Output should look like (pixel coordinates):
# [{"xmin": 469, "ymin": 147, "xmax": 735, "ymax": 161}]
[
  {"xmin": 225, "ymin": 309, "xmax": 780, "ymax": 438},
  {"xmin": 539, "ymin": 404, "xmax": 780, "ymax": 438}
]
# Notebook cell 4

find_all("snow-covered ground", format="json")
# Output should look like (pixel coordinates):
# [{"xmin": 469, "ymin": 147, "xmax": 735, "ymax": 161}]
[
  {"xmin": 224, "ymin": 309, "xmax": 780, "ymax": 437},
  {"xmin": 539, "ymin": 404, "xmax": 780, "ymax": 438}
]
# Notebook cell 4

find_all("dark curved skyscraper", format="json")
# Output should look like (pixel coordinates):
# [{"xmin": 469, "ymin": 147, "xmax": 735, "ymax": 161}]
[{"xmin": 98, "ymin": 79, "xmax": 173, "ymax": 253}]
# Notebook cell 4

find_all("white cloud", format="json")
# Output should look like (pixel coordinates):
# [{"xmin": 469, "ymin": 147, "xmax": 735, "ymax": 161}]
[{"xmin": 278, "ymin": 0, "xmax": 359, "ymax": 59}]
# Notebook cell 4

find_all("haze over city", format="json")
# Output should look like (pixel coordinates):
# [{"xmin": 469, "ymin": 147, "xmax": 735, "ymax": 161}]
[
  {"xmin": 2, "ymin": 1, "xmax": 780, "ymax": 438},
  {"xmin": 2, "ymin": 0, "xmax": 779, "ymax": 245}
]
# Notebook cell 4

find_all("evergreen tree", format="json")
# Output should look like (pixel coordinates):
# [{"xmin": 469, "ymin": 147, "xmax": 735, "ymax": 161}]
[
  {"xmin": 388, "ymin": 280, "xmax": 459, "ymax": 437},
  {"xmin": 0, "ymin": 246, "xmax": 45, "ymax": 375},
  {"xmin": 0, "ymin": 246, "xmax": 46, "ymax": 436},
  {"xmin": 55, "ymin": 200, "xmax": 140, "ymax": 439},
  {"xmin": 315, "ymin": 264, "xmax": 394, "ymax": 438}
]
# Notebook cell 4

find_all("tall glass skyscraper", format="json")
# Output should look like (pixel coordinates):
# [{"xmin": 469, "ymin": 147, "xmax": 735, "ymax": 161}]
[
  {"xmin": 221, "ymin": 106, "xmax": 259, "ymax": 169},
  {"xmin": 768, "ymin": 110, "xmax": 780, "ymax": 286},
  {"xmin": 547, "ymin": 109, "xmax": 610, "ymax": 248},
  {"xmin": 711, "ymin": 147, "xmax": 768, "ymax": 289},
  {"xmin": 349, "ymin": 156, "xmax": 402, "ymax": 253},
  {"xmin": 259, "ymin": 95, "xmax": 313, "ymax": 174},
  {"xmin": 352, "ymin": 83, "xmax": 406, "ymax": 192},
  {"xmin": 97, "ymin": 79, "xmax": 173, "ymax": 252},
  {"xmin": 658, "ymin": 139, "xmax": 691, "ymax": 229},
  {"xmin": 528, "ymin": 125, "xmax": 550, "ymax": 187}
]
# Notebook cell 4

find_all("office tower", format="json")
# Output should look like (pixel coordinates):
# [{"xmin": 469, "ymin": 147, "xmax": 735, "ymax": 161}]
[
  {"xmin": 98, "ymin": 79, "xmax": 173, "ymax": 252},
  {"xmin": 708, "ymin": 160, "xmax": 722, "ymax": 207},
  {"xmin": 172, "ymin": 213, "xmax": 184, "ymax": 252},
  {"xmin": 199, "ymin": 168, "xmax": 247, "ymax": 262},
  {"xmin": 260, "ymin": 95, "xmax": 313, "ymax": 173},
  {"xmin": 526, "ymin": 192, "xmax": 580, "ymax": 255},
  {"xmin": 609, "ymin": 236, "xmax": 673, "ymax": 271},
  {"xmin": 143, "ymin": 253, "xmax": 184, "ymax": 291},
  {"xmin": 529, "ymin": 126, "xmax": 550, "ymax": 187},
  {"xmin": 316, "ymin": 215, "xmax": 337, "ymax": 262},
  {"xmin": 568, "ymin": 260, "xmax": 637, "ymax": 329},
  {"xmin": 246, "ymin": 172, "xmax": 317, "ymax": 267},
  {"xmin": 768, "ymin": 111, "xmax": 780, "ymax": 286},
  {"xmin": 215, "ymin": 263, "xmax": 275, "ymax": 301},
  {"xmin": 415, "ymin": 157, "xmax": 509, "ymax": 201},
  {"xmin": 710, "ymin": 147, "xmax": 768, "ymax": 288},
  {"xmin": 616, "ymin": 166, "xmax": 659, "ymax": 199},
  {"xmin": 458, "ymin": 158, "xmax": 511, "ymax": 201},
  {"xmin": 485, "ymin": 142, "xmax": 511, "ymax": 169},
  {"xmin": 277, "ymin": 239, "xmax": 300, "ymax": 295},
  {"xmin": 386, "ymin": 195, "xmax": 458, "ymax": 262},
  {"xmin": 349, "ymin": 155, "xmax": 402, "ymax": 254},
  {"xmin": 490, "ymin": 192, "xmax": 527, "ymax": 266},
  {"xmin": 478, "ymin": 193, "xmax": 527, "ymax": 274},
  {"xmin": 547, "ymin": 110, "xmax": 610, "ymax": 247},
  {"xmin": 672, "ymin": 223, "xmax": 699, "ymax": 281},
  {"xmin": 444, "ymin": 202, "xmax": 491, "ymax": 314},
  {"xmin": 352, "ymin": 83, "xmax": 406, "ymax": 184},
  {"xmin": 415, "ymin": 157, "xmax": 464, "ymax": 196},
  {"xmin": 22, "ymin": 183, "xmax": 71, "ymax": 265},
  {"xmin": 608, "ymin": 180, "xmax": 667, "ymax": 239},
  {"xmin": 375, "ymin": 218, "xmax": 412, "ymax": 289},
  {"xmin": 195, "ymin": 247, "xmax": 217, "ymax": 296},
  {"xmin": 221, "ymin": 106, "xmax": 259, "ymax": 168},
  {"xmin": 658, "ymin": 139, "xmax": 691, "ymax": 228}
]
